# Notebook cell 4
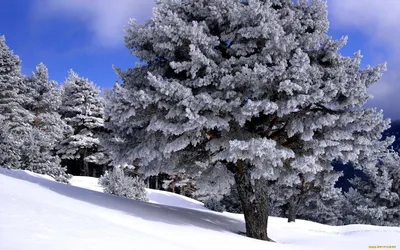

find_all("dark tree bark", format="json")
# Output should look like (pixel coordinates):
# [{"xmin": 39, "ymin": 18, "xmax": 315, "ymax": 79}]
[
  {"xmin": 287, "ymin": 198, "xmax": 297, "ymax": 223},
  {"xmin": 171, "ymin": 179, "xmax": 175, "ymax": 193},
  {"xmin": 233, "ymin": 160, "xmax": 273, "ymax": 241},
  {"xmin": 155, "ymin": 175, "xmax": 159, "ymax": 190},
  {"xmin": 83, "ymin": 149, "xmax": 89, "ymax": 176}
]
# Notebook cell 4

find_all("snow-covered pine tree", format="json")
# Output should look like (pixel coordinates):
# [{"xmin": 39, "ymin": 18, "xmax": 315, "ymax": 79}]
[
  {"xmin": 105, "ymin": 0, "xmax": 392, "ymax": 240},
  {"xmin": 19, "ymin": 63, "xmax": 70, "ymax": 182},
  {"xmin": 0, "ymin": 35, "xmax": 33, "ymax": 169},
  {"xmin": 342, "ymin": 149, "xmax": 400, "ymax": 226},
  {"xmin": 58, "ymin": 70, "xmax": 109, "ymax": 177}
]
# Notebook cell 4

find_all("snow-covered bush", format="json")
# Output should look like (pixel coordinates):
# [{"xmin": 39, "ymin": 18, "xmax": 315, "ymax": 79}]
[{"xmin": 99, "ymin": 168, "xmax": 148, "ymax": 201}]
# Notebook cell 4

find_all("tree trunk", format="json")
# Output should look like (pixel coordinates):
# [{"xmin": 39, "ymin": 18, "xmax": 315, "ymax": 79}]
[
  {"xmin": 234, "ymin": 160, "xmax": 273, "ymax": 241},
  {"xmin": 287, "ymin": 198, "xmax": 297, "ymax": 223},
  {"xmin": 171, "ymin": 179, "xmax": 175, "ymax": 193},
  {"xmin": 155, "ymin": 175, "xmax": 159, "ymax": 190},
  {"xmin": 83, "ymin": 149, "xmax": 89, "ymax": 176}
]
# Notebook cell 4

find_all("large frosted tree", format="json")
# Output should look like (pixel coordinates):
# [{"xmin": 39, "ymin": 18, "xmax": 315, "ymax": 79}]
[
  {"xmin": 58, "ymin": 70, "xmax": 109, "ymax": 176},
  {"xmin": 105, "ymin": 0, "xmax": 392, "ymax": 240},
  {"xmin": 0, "ymin": 35, "xmax": 32, "ymax": 169}
]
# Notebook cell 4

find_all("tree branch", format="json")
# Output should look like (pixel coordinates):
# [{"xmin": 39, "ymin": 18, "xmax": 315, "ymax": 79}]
[
  {"xmin": 309, "ymin": 104, "xmax": 341, "ymax": 115},
  {"xmin": 262, "ymin": 112, "xmax": 278, "ymax": 138},
  {"xmin": 269, "ymin": 121, "xmax": 289, "ymax": 140}
]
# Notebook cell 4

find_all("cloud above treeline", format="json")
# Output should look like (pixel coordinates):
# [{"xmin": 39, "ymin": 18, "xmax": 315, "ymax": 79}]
[{"xmin": 33, "ymin": 0, "xmax": 155, "ymax": 47}]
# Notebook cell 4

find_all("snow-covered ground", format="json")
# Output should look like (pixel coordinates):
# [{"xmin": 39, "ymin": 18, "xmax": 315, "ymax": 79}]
[
  {"xmin": 1, "ymin": 168, "xmax": 399, "ymax": 250},
  {"xmin": 70, "ymin": 176, "xmax": 207, "ymax": 211}
]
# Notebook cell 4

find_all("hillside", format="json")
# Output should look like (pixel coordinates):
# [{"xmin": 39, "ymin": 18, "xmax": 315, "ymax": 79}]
[{"xmin": 0, "ymin": 168, "xmax": 399, "ymax": 250}]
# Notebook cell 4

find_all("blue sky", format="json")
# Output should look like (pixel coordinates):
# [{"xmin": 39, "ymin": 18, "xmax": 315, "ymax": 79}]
[{"xmin": 1, "ymin": 0, "xmax": 399, "ymax": 119}]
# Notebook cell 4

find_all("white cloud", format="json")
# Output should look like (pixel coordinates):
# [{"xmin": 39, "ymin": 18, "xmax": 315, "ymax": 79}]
[
  {"xmin": 329, "ymin": 0, "xmax": 400, "ymax": 119},
  {"xmin": 329, "ymin": 0, "xmax": 400, "ymax": 54},
  {"xmin": 33, "ymin": 0, "xmax": 155, "ymax": 47}
]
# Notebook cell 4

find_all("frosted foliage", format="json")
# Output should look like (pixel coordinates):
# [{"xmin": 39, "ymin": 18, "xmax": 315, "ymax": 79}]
[
  {"xmin": 296, "ymin": 170, "xmax": 344, "ymax": 225},
  {"xmin": 343, "ymin": 151, "xmax": 400, "ymax": 226},
  {"xmin": 0, "ymin": 40, "xmax": 69, "ymax": 181},
  {"xmin": 20, "ymin": 128, "xmax": 69, "ymax": 183},
  {"xmin": 24, "ymin": 63, "xmax": 68, "ymax": 143},
  {"xmin": 203, "ymin": 197, "xmax": 225, "ymax": 212},
  {"xmin": 18, "ymin": 63, "xmax": 71, "ymax": 182},
  {"xmin": 106, "ymin": 0, "xmax": 391, "ymax": 198},
  {"xmin": 99, "ymin": 168, "xmax": 148, "ymax": 201},
  {"xmin": 58, "ymin": 70, "xmax": 109, "ymax": 167},
  {"xmin": 85, "ymin": 152, "xmax": 110, "ymax": 165},
  {"xmin": 195, "ymin": 162, "xmax": 235, "ymax": 199},
  {"xmin": 0, "ymin": 115, "xmax": 20, "ymax": 168},
  {"xmin": 266, "ymin": 159, "xmax": 344, "ymax": 225},
  {"xmin": 0, "ymin": 36, "xmax": 33, "ymax": 169},
  {"xmin": 0, "ymin": 36, "xmax": 31, "ymax": 127},
  {"xmin": 203, "ymin": 184, "xmax": 243, "ymax": 213}
]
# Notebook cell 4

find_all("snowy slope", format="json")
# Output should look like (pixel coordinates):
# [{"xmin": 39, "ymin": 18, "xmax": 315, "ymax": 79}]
[
  {"xmin": 70, "ymin": 175, "xmax": 207, "ymax": 211},
  {"xmin": 1, "ymin": 169, "xmax": 399, "ymax": 250}
]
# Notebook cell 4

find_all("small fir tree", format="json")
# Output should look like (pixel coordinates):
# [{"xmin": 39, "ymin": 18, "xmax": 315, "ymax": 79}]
[{"xmin": 58, "ymin": 70, "xmax": 109, "ymax": 176}]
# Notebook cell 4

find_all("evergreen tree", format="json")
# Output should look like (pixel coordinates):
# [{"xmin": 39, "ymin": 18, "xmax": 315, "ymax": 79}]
[
  {"xmin": 0, "ymin": 35, "xmax": 33, "ymax": 169},
  {"xmin": 20, "ymin": 63, "xmax": 70, "ymax": 182},
  {"xmin": 58, "ymin": 70, "xmax": 109, "ymax": 176},
  {"xmin": 105, "ymin": 0, "xmax": 392, "ymax": 240},
  {"xmin": 268, "ymin": 161, "xmax": 344, "ymax": 224},
  {"xmin": 343, "ymin": 150, "xmax": 400, "ymax": 226}
]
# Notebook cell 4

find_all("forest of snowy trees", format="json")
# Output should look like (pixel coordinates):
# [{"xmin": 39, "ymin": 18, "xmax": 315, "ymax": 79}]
[{"xmin": 0, "ymin": 0, "xmax": 399, "ymax": 241}]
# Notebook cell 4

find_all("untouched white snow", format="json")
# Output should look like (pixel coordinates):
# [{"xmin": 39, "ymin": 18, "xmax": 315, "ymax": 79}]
[
  {"xmin": 1, "ymin": 169, "xmax": 399, "ymax": 250},
  {"xmin": 70, "ymin": 175, "xmax": 207, "ymax": 211}
]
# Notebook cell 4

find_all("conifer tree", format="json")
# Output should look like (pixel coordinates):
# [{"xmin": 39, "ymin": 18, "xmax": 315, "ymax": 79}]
[
  {"xmin": 58, "ymin": 70, "xmax": 109, "ymax": 176},
  {"xmin": 343, "ymin": 150, "xmax": 400, "ymax": 226},
  {"xmin": 0, "ymin": 35, "xmax": 32, "ymax": 169},
  {"xmin": 20, "ymin": 63, "xmax": 70, "ymax": 182},
  {"xmin": 105, "ymin": 0, "xmax": 392, "ymax": 240}
]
